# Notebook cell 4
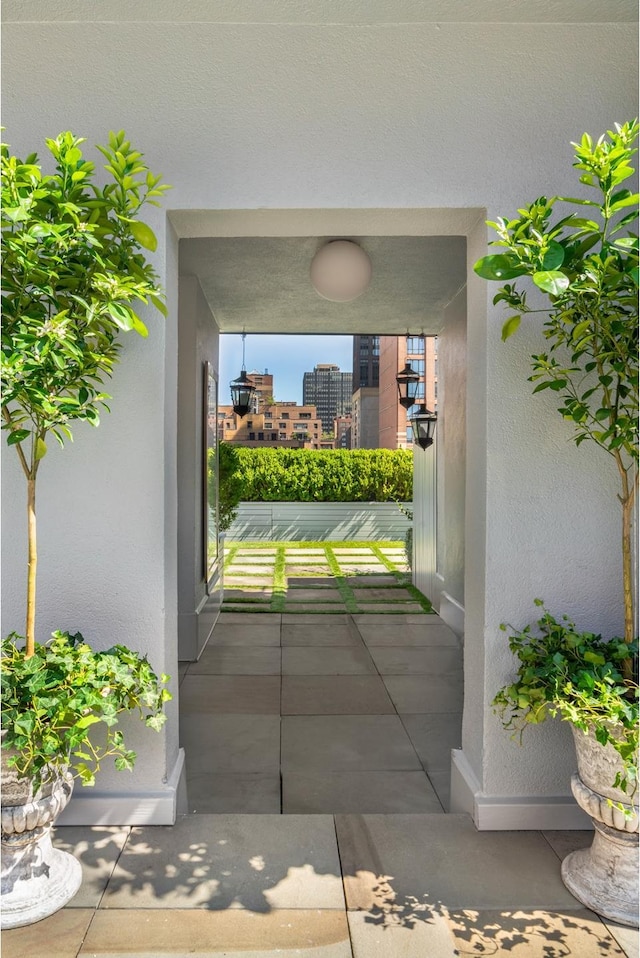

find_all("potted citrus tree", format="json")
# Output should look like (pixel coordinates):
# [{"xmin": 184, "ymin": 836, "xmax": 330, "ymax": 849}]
[
  {"xmin": 474, "ymin": 120, "xmax": 639, "ymax": 926},
  {"xmin": 1, "ymin": 131, "xmax": 172, "ymax": 927}
]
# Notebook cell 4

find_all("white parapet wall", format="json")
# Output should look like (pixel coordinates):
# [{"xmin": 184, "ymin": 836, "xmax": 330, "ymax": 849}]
[{"xmin": 226, "ymin": 501, "xmax": 412, "ymax": 541}]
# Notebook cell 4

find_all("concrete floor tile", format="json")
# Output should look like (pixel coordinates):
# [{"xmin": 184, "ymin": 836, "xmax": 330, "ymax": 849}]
[
  {"xmin": 357, "ymin": 618, "xmax": 457, "ymax": 646},
  {"xmin": 285, "ymin": 602, "xmax": 349, "ymax": 613},
  {"xmin": 283, "ymin": 770, "xmax": 443, "ymax": 814},
  {"xmin": 352, "ymin": 588, "xmax": 414, "ymax": 600},
  {"xmin": 102, "ymin": 814, "xmax": 344, "ymax": 910},
  {"xmin": 188, "ymin": 646, "xmax": 281, "ymax": 675},
  {"xmin": 282, "ymin": 613, "xmax": 351, "ymax": 624},
  {"xmin": 286, "ymin": 554, "xmax": 332, "ymax": 564},
  {"xmin": 185, "ymin": 772, "xmax": 281, "ymax": 813},
  {"xmin": 444, "ymin": 908, "xmax": 627, "ymax": 957},
  {"xmin": 541, "ymin": 830, "xmax": 594, "ymax": 861},
  {"xmin": 282, "ymin": 716, "xmax": 422, "ymax": 771},
  {"xmin": 218, "ymin": 613, "xmax": 281, "ymax": 625},
  {"xmin": 225, "ymin": 564, "xmax": 278, "ymax": 575},
  {"xmin": 287, "ymin": 548, "xmax": 329, "ymax": 554},
  {"xmin": 357, "ymin": 603, "xmax": 426, "ymax": 614},
  {"xmin": 285, "ymin": 588, "xmax": 343, "ymax": 601},
  {"xmin": 348, "ymin": 909, "xmax": 457, "ymax": 958},
  {"xmin": 336, "ymin": 563, "xmax": 385, "ymax": 573},
  {"xmin": 345, "ymin": 575, "xmax": 400, "ymax": 586},
  {"xmin": 383, "ymin": 675, "xmax": 463, "ymax": 713},
  {"xmin": 287, "ymin": 576, "xmax": 338, "ymax": 586},
  {"xmin": 282, "ymin": 646, "xmax": 377, "ymax": 675},
  {"xmin": 2, "ymin": 908, "xmax": 95, "ymax": 958},
  {"xmin": 80, "ymin": 909, "xmax": 352, "ymax": 957},
  {"xmin": 371, "ymin": 647, "xmax": 462, "ymax": 674},
  {"xmin": 603, "ymin": 920, "xmax": 640, "ymax": 957},
  {"xmin": 332, "ymin": 548, "xmax": 376, "ymax": 554},
  {"xmin": 181, "ymin": 714, "xmax": 280, "ymax": 772},
  {"xmin": 224, "ymin": 576, "xmax": 274, "ymax": 588},
  {"xmin": 427, "ymin": 769, "xmax": 452, "ymax": 811},
  {"xmin": 336, "ymin": 814, "xmax": 581, "ymax": 911},
  {"xmin": 286, "ymin": 565, "xmax": 332, "ymax": 575},
  {"xmin": 180, "ymin": 675, "xmax": 281, "ymax": 714},
  {"xmin": 282, "ymin": 675, "xmax": 394, "ymax": 714},
  {"xmin": 282, "ymin": 622, "xmax": 363, "ymax": 646},
  {"xmin": 234, "ymin": 548, "xmax": 278, "ymax": 554},
  {"xmin": 208, "ymin": 622, "xmax": 280, "ymax": 646},
  {"xmin": 223, "ymin": 588, "xmax": 273, "ymax": 601},
  {"xmin": 52, "ymin": 826, "xmax": 130, "ymax": 908},
  {"xmin": 401, "ymin": 714, "xmax": 463, "ymax": 771}
]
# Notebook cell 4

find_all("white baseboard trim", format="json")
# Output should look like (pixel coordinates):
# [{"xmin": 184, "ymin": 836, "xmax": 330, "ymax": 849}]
[
  {"xmin": 57, "ymin": 748, "xmax": 186, "ymax": 827},
  {"xmin": 438, "ymin": 590, "xmax": 464, "ymax": 639},
  {"xmin": 450, "ymin": 748, "xmax": 593, "ymax": 831}
]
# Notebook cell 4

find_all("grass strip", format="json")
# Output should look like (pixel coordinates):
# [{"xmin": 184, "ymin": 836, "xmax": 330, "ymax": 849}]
[
  {"xmin": 323, "ymin": 545, "xmax": 358, "ymax": 614},
  {"xmin": 226, "ymin": 539, "xmax": 405, "ymax": 550},
  {"xmin": 270, "ymin": 544, "xmax": 287, "ymax": 613},
  {"xmin": 223, "ymin": 543, "xmax": 241, "ymax": 572}
]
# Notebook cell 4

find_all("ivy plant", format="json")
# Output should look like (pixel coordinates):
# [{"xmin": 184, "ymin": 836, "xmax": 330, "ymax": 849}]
[
  {"xmin": 1, "ymin": 630, "xmax": 171, "ymax": 788},
  {"xmin": 494, "ymin": 602, "xmax": 638, "ymax": 800}
]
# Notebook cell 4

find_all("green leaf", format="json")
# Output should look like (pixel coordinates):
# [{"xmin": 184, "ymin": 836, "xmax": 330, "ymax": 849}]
[
  {"xmin": 129, "ymin": 220, "xmax": 157, "ymax": 252},
  {"xmin": 541, "ymin": 241, "xmax": 565, "ymax": 270},
  {"xmin": 609, "ymin": 192, "xmax": 639, "ymax": 213},
  {"xmin": 532, "ymin": 271, "xmax": 570, "ymax": 295},
  {"xmin": 501, "ymin": 316, "xmax": 521, "ymax": 341},
  {"xmin": 6, "ymin": 429, "xmax": 30, "ymax": 446},
  {"xmin": 34, "ymin": 438, "xmax": 47, "ymax": 460},
  {"xmin": 474, "ymin": 254, "xmax": 527, "ymax": 281}
]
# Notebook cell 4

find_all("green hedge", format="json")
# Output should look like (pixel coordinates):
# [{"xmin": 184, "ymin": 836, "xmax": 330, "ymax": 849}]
[{"xmin": 220, "ymin": 445, "xmax": 412, "ymax": 507}]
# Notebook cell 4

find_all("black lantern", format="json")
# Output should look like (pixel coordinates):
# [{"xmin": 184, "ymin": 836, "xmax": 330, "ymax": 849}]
[
  {"xmin": 230, "ymin": 333, "xmax": 256, "ymax": 418},
  {"xmin": 396, "ymin": 361, "xmax": 420, "ymax": 409},
  {"xmin": 409, "ymin": 405, "xmax": 437, "ymax": 450}
]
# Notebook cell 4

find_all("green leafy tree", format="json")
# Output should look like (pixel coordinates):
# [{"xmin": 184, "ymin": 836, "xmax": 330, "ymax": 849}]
[
  {"xmin": 474, "ymin": 120, "xmax": 638, "ymax": 675},
  {"xmin": 2, "ymin": 130, "xmax": 170, "ymax": 658}
]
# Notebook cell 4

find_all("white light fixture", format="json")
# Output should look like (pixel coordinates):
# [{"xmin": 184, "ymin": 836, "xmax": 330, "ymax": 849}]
[{"xmin": 310, "ymin": 240, "xmax": 372, "ymax": 302}]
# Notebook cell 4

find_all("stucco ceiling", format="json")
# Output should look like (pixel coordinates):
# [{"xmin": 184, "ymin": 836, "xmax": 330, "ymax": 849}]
[{"xmin": 179, "ymin": 235, "xmax": 466, "ymax": 335}]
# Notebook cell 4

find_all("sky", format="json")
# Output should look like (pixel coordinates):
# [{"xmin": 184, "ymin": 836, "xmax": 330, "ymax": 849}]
[{"xmin": 218, "ymin": 334, "xmax": 354, "ymax": 406}]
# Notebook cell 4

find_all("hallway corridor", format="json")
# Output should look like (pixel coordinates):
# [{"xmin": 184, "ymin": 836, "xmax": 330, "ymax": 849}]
[{"xmin": 178, "ymin": 611, "xmax": 462, "ymax": 814}]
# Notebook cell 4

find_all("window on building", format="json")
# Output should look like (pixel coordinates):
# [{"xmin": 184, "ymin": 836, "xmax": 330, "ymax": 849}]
[
  {"xmin": 416, "ymin": 381, "xmax": 425, "ymax": 399},
  {"xmin": 225, "ymin": 422, "xmax": 232, "ymax": 429},
  {"xmin": 372, "ymin": 367, "xmax": 379, "ymax": 386},
  {"xmin": 406, "ymin": 425, "xmax": 413, "ymax": 442},
  {"xmin": 246, "ymin": 420, "xmax": 253, "ymax": 428},
  {"xmin": 249, "ymin": 432, "xmax": 255, "ymax": 440},
  {"xmin": 281, "ymin": 412, "xmax": 290, "ymax": 419},
  {"xmin": 372, "ymin": 337, "xmax": 380, "ymax": 355},
  {"xmin": 279, "ymin": 432, "xmax": 287, "ymax": 440},
  {"xmin": 299, "ymin": 412, "xmax": 311, "ymax": 419},
  {"xmin": 271, "ymin": 432, "xmax": 277, "ymax": 441},
  {"xmin": 265, "ymin": 422, "xmax": 272, "ymax": 428},
  {"xmin": 258, "ymin": 432, "xmax": 264, "ymax": 440},
  {"xmin": 412, "ymin": 359, "xmax": 425, "ymax": 376},
  {"xmin": 407, "ymin": 336, "xmax": 424, "ymax": 353}
]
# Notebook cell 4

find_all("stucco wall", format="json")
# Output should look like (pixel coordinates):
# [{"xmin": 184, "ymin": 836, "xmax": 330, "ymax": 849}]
[{"xmin": 2, "ymin": 0, "xmax": 637, "ymax": 825}]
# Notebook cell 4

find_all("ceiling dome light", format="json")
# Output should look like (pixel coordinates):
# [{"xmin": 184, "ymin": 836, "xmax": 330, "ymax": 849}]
[{"xmin": 310, "ymin": 240, "xmax": 372, "ymax": 302}]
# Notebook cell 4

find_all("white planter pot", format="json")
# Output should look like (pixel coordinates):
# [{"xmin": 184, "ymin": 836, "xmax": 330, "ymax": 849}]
[
  {"xmin": 1, "ymin": 746, "xmax": 82, "ymax": 928},
  {"xmin": 561, "ymin": 725, "xmax": 639, "ymax": 927}
]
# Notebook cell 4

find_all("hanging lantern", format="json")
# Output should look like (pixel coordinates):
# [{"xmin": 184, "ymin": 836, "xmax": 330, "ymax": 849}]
[
  {"xmin": 230, "ymin": 333, "xmax": 256, "ymax": 417},
  {"xmin": 409, "ymin": 405, "xmax": 437, "ymax": 450},
  {"xmin": 396, "ymin": 361, "xmax": 420, "ymax": 409}
]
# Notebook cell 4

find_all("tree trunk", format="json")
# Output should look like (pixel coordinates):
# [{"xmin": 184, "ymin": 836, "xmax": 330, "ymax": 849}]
[{"xmin": 26, "ymin": 477, "xmax": 36, "ymax": 658}]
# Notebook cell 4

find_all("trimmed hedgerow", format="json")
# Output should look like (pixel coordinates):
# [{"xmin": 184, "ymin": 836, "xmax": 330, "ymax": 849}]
[{"xmin": 220, "ymin": 445, "xmax": 412, "ymax": 504}]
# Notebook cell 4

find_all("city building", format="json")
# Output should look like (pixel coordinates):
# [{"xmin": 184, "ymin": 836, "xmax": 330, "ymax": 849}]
[
  {"xmin": 302, "ymin": 363, "xmax": 353, "ymax": 433},
  {"xmin": 218, "ymin": 401, "xmax": 323, "ymax": 448},
  {"xmin": 353, "ymin": 335, "xmax": 380, "ymax": 390},
  {"xmin": 333, "ymin": 415, "xmax": 352, "ymax": 449},
  {"xmin": 351, "ymin": 387, "xmax": 380, "ymax": 449},
  {"xmin": 245, "ymin": 369, "xmax": 274, "ymax": 413},
  {"xmin": 378, "ymin": 336, "xmax": 437, "ymax": 449}
]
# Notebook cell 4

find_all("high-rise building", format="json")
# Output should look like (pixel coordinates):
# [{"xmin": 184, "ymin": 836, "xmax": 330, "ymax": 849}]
[
  {"xmin": 378, "ymin": 336, "xmax": 437, "ymax": 449},
  {"xmin": 352, "ymin": 335, "xmax": 380, "ymax": 390},
  {"xmin": 302, "ymin": 363, "xmax": 352, "ymax": 433},
  {"xmin": 351, "ymin": 335, "xmax": 380, "ymax": 447}
]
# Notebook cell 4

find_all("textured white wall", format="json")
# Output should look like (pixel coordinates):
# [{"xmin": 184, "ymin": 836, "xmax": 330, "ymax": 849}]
[{"xmin": 2, "ymin": 0, "xmax": 637, "ymax": 821}]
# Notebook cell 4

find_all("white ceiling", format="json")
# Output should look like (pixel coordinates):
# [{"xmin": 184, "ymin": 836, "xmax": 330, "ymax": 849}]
[{"xmin": 179, "ymin": 235, "xmax": 467, "ymax": 335}]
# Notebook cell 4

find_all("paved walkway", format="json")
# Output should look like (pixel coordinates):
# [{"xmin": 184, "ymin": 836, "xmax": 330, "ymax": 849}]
[{"xmin": 3, "ymin": 569, "xmax": 638, "ymax": 957}]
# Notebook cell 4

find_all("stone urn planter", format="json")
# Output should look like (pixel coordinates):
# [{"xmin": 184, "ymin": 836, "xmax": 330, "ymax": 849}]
[
  {"xmin": 1, "ymin": 744, "xmax": 82, "ymax": 929},
  {"xmin": 561, "ymin": 725, "xmax": 639, "ymax": 927}
]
